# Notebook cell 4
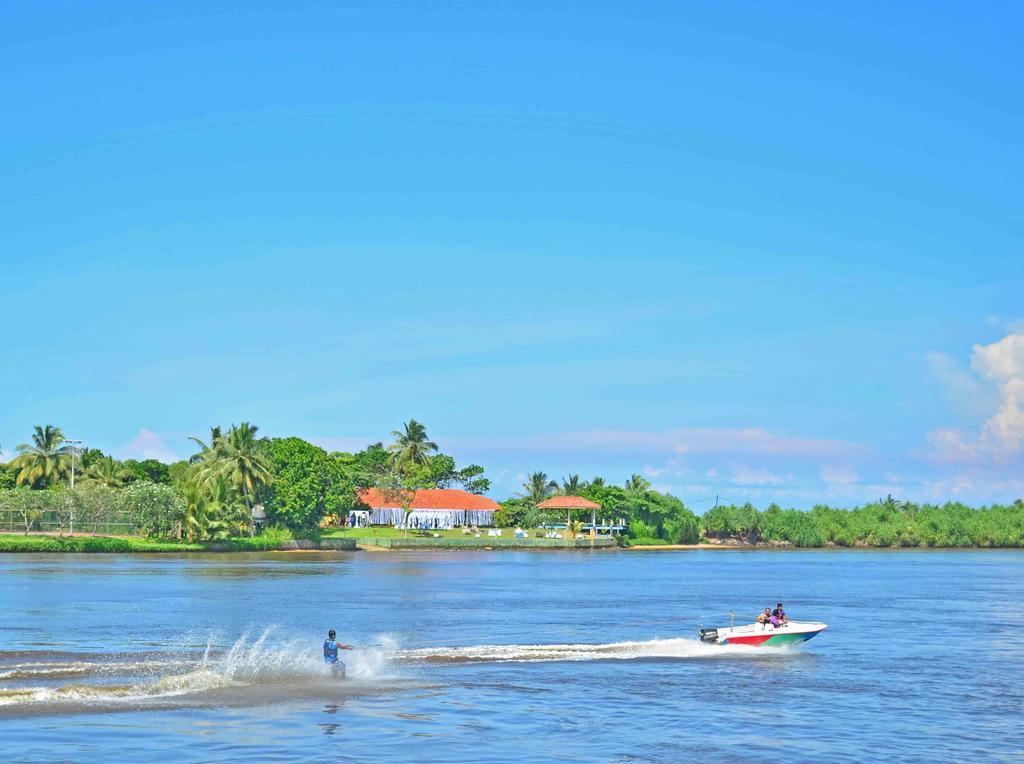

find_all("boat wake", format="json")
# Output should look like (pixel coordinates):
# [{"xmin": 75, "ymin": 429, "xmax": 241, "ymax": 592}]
[
  {"xmin": 0, "ymin": 631, "xmax": 789, "ymax": 716},
  {"xmin": 396, "ymin": 637, "xmax": 773, "ymax": 664}
]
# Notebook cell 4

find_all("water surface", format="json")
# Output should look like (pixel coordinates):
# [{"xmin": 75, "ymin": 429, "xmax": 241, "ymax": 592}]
[{"xmin": 1, "ymin": 549, "xmax": 1022, "ymax": 762}]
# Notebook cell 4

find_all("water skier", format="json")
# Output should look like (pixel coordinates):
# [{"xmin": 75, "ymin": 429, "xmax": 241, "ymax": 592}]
[{"xmin": 323, "ymin": 629, "xmax": 353, "ymax": 678}]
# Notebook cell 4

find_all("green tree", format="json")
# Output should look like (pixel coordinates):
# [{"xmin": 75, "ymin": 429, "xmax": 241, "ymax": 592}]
[
  {"xmin": 261, "ymin": 437, "xmax": 356, "ymax": 530},
  {"xmin": 387, "ymin": 419, "xmax": 439, "ymax": 472},
  {"xmin": 0, "ymin": 462, "xmax": 14, "ymax": 490},
  {"xmin": 624, "ymin": 474, "xmax": 651, "ymax": 494},
  {"xmin": 521, "ymin": 472, "xmax": 557, "ymax": 505},
  {"xmin": 120, "ymin": 482, "xmax": 185, "ymax": 538},
  {"xmin": 87, "ymin": 456, "xmax": 130, "ymax": 487},
  {"xmin": 122, "ymin": 459, "xmax": 172, "ymax": 484},
  {"xmin": 560, "ymin": 474, "xmax": 587, "ymax": 495},
  {"xmin": 182, "ymin": 469, "xmax": 242, "ymax": 541},
  {"xmin": 0, "ymin": 487, "xmax": 44, "ymax": 533},
  {"xmin": 78, "ymin": 448, "xmax": 106, "ymax": 472},
  {"xmin": 190, "ymin": 423, "xmax": 273, "ymax": 535},
  {"xmin": 397, "ymin": 454, "xmax": 491, "ymax": 494},
  {"xmin": 11, "ymin": 425, "xmax": 72, "ymax": 488}
]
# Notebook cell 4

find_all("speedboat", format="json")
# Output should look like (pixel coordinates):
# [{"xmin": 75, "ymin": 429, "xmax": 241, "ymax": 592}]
[{"xmin": 698, "ymin": 619, "xmax": 827, "ymax": 647}]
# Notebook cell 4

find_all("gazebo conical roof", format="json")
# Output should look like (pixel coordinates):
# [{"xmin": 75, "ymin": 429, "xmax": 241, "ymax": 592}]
[{"xmin": 537, "ymin": 496, "xmax": 600, "ymax": 509}]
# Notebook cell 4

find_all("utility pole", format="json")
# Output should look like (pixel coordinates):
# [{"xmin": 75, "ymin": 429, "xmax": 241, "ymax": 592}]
[
  {"xmin": 714, "ymin": 494, "xmax": 719, "ymax": 508},
  {"xmin": 66, "ymin": 439, "xmax": 83, "ymax": 535}
]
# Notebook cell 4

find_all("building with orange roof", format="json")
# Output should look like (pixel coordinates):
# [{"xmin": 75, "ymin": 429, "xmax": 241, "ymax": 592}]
[{"xmin": 356, "ymin": 487, "xmax": 499, "ymax": 529}]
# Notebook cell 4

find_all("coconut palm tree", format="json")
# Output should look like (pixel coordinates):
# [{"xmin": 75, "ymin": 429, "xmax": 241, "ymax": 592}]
[
  {"xmin": 188, "ymin": 426, "xmax": 223, "ymax": 464},
  {"xmin": 87, "ymin": 455, "xmax": 129, "ymax": 487},
  {"xmin": 625, "ymin": 474, "xmax": 651, "ymax": 494},
  {"xmin": 11, "ymin": 425, "xmax": 72, "ymax": 487},
  {"xmin": 212, "ymin": 423, "xmax": 273, "ymax": 530},
  {"xmin": 189, "ymin": 423, "xmax": 273, "ymax": 535},
  {"xmin": 590, "ymin": 476, "xmax": 605, "ymax": 488},
  {"xmin": 521, "ymin": 472, "xmax": 557, "ymax": 504},
  {"xmin": 78, "ymin": 448, "xmax": 105, "ymax": 471},
  {"xmin": 387, "ymin": 419, "xmax": 438, "ymax": 472},
  {"xmin": 183, "ymin": 470, "xmax": 241, "ymax": 541},
  {"xmin": 560, "ymin": 474, "xmax": 587, "ymax": 495}
]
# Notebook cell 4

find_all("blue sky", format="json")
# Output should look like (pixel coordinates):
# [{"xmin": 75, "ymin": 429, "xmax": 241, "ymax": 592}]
[{"xmin": 2, "ymin": 1, "xmax": 1022, "ymax": 506}]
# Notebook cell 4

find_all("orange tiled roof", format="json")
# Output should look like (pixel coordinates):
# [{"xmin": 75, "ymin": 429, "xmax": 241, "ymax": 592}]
[
  {"xmin": 537, "ymin": 496, "xmax": 600, "ymax": 509},
  {"xmin": 357, "ymin": 487, "xmax": 499, "ymax": 511}
]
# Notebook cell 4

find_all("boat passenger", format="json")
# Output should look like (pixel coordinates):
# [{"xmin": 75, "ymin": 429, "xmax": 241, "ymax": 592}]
[
  {"xmin": 323, "ymin": 629, "xmax": 353, "ymax": 677},
  {"xmin": 771, "ymin": 603, "xmax": 788, "ymax": 627},
  {"xmin": 756, "ymin": 608, "xmax": 772, "ymax": 625}
]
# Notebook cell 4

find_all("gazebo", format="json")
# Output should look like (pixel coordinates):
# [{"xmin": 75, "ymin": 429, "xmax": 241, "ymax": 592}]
[{"xmin": 536, "ymin": 496, "xmax": 602, "ymax": 537}]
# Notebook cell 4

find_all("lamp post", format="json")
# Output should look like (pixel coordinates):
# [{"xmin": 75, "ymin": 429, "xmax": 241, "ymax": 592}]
[{"xmin": 65, "ymin": 439, "xmax": 83, "ymax": 535}]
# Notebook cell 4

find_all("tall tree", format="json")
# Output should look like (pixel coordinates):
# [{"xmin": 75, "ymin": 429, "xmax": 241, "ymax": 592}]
[
  {"xmin": 387, "ymin": 419, "xmax": 438, "ymax": 472},
  {"xmin": 188, "ymin": 426, "xmax": 223, "ymax": 464},
  {"xmin": 522, "ymin": 472, "xmax": 557, "ymax": 504},
  {"xmin": 11, "ymin": 425, "xmax": 72, "ymax": 488},
  {"xmin": 189, "ymin": 423, "xmax": 273, "ymax": 535},
  {"xmin": 625, "ymin": 474, "xmax": 651, "ymax": 494},
  {"xmin": 560, "ymin": 474, "xmax": 587, "ymax": 495},
  {"xmin": 213, "ymin": 423, "xmax": 273, "ymax": 528},
  {"xmin": 87, "ymin": 455, "xmax": 130, "ymax": 487}
]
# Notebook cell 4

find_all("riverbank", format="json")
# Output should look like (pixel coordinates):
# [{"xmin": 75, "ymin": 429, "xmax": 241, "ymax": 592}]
[
  {"xmin": 0, "ymin": 533, "xmax": 359, "ymax": 553},
  {"xmin": 0, "ymin": 532, "xmax": 613, "ymax": 553},
  {"xmin": 3, "ymin": 533, "xmax": 1020, "ymax": 554}
]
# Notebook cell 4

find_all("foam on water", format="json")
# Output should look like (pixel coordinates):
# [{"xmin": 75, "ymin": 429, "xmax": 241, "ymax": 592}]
[
  {"xmin": 0, "ymin": 630, "xmax": 784, "ymax": 711},
  {"xmin": 396, "ymin": 636, "xmax": 774, "ymax": 664},
  {"xmin": 0, "ymin": 628, "xmax": 400, "ymax": 710}
]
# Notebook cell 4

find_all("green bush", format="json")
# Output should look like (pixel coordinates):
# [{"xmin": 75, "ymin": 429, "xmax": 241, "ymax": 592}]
[
  {"xmin": 214, "ymin": 525, "xmax": 295, "ymax": 550},
  {"xmin": 626, "ymin": 537, "xmax": 669, "ymax": 546}
]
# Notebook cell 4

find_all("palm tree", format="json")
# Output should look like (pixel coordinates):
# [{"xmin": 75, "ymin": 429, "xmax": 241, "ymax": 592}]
[
  {"xmin": 190, "ymin": 423, "xmax": 273, "ymax": 535},
  {"xmin": 590, "ymin": 476, "xmax": 606, "ymax": 488},
  {"xmin": 11, "ymin": 425, "xmax": 72, "ymax": 487},
  {"xmin": 521, "ymin": 472, "xmax": 557, "ymax": 504},
  {"xmin": 78, "ymin": 448, "xmax": 105, "ymax": 471},
  {"xmin": 88, "ymin": 455, "xmax": 129, "ymax": 487},
  {"xmin": 625, "ymin": 474, "xmax": 650, "ymax": 494},
  {"xmin": 183, "ymin": 470, "xmax": 241, "ymax": 541},
  {"xmin": 387, "ymin": 419, "xmax": 438, "ymax": 472},
  {"xmin": 188, "ymin": 426, "xmax": 223, "ymax": 464},
  {"xmin": 213, "ymin": 423, "xmax": 273, "ymax": 532},
  {"xmin": 560, "ymin": 474, "xmax": 587, "ymax": 495}
]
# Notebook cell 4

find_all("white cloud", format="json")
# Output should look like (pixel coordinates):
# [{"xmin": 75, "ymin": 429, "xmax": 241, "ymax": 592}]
[
  {"xmin": 115, "ymin": 429, "xmax": 178, "ymax": 463},
  {"xmin": 729, "ymin": 465, "xmax": 785, "ymax": 486},
  {"xmin": 820, "ymin": 466, "xmax": 859, "ymax": 484},
  {"xmin": 927, "ymin": 333, "xmax": 1024, "ymax": 462}
]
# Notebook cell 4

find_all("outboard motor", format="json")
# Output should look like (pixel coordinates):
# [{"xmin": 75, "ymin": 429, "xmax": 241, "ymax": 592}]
[{"xmin": 698, "ymin": 627, "xmax": 719, "ymax": 644}]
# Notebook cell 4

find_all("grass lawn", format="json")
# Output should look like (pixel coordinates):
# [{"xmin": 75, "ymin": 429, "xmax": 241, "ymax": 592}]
[
  {"xmin": 0, "ymin": 534, "xmax": 205, "ymax": 553},
  {"xmin": 320, "ymin": 527, "xmax": 567, "ymax": 540},
  {"xmin": 0, "ymin": 533, "xmax": 304, "ymax": 553}
]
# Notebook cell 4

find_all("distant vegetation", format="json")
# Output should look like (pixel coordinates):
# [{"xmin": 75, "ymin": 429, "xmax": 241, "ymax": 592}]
[
  {"xmin": 700, "ymin": 499, "xmax": 1024, "ymax": 548},
  {"xmin": 1, "ymin": 423, "xmax": 1022, "ymax": 548}
]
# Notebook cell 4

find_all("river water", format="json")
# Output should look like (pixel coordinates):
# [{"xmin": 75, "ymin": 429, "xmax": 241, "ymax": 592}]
[{"xmin": 1, "ymin": 549, "xmax": 1022, "ymax": 762}]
